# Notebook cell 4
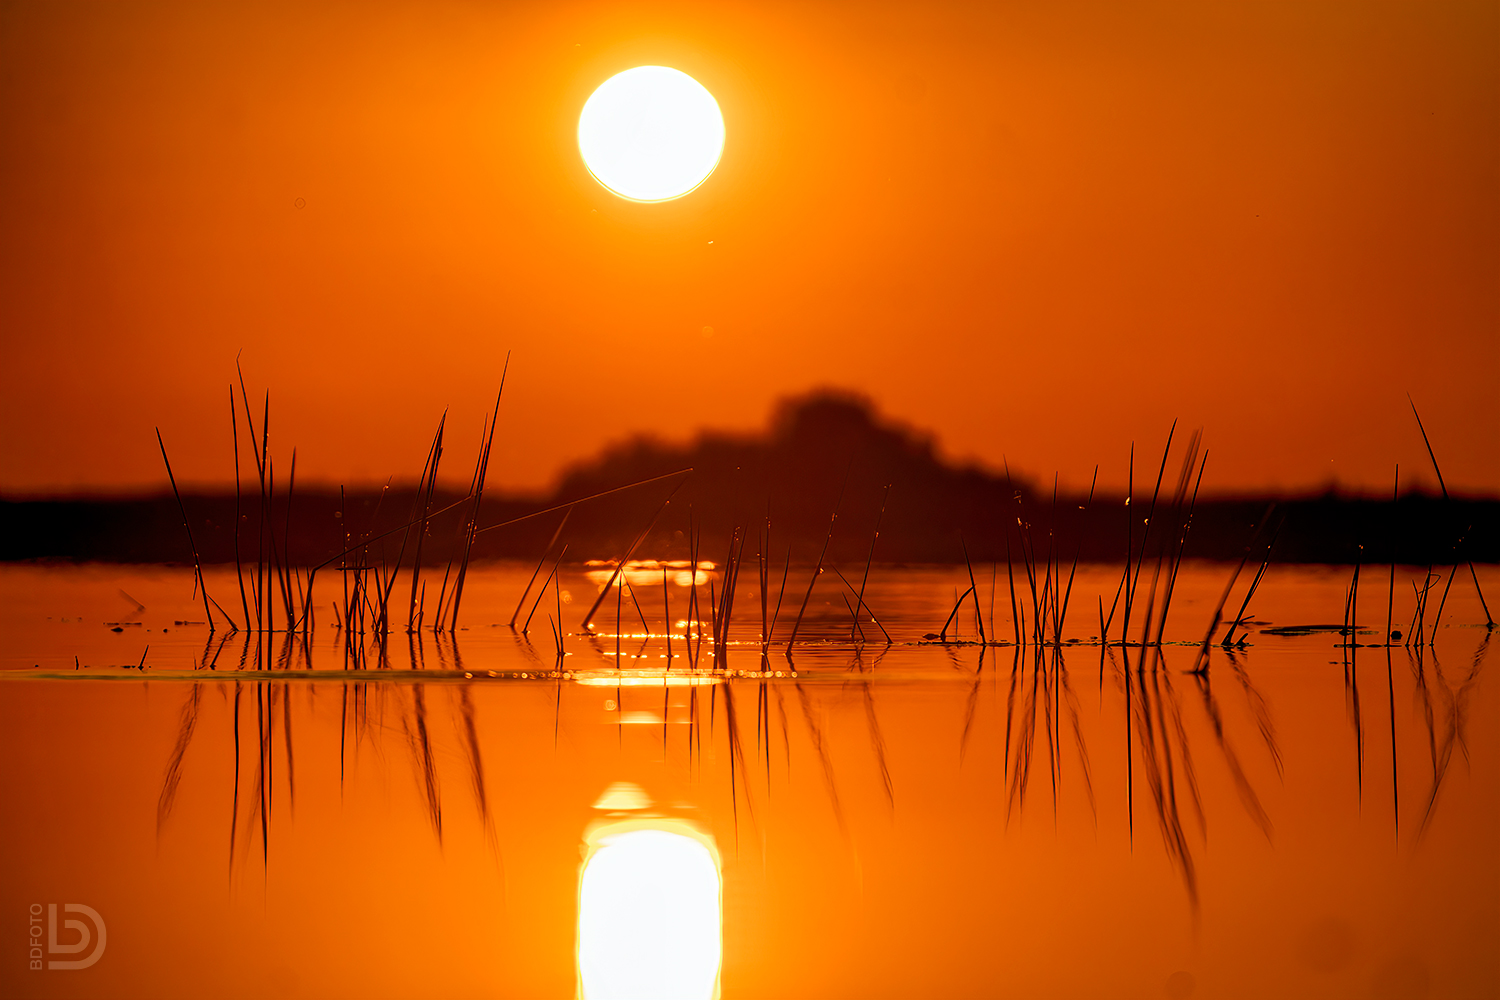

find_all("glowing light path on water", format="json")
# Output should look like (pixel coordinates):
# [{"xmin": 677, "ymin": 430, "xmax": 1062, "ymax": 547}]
[{"xmin": 578, "ymin": 826, "xmax": 722, "ymax": 999}]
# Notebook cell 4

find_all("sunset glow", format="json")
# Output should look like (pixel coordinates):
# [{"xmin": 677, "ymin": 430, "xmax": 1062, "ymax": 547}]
[
  {"xmin": 1, "ymin": 5, "xmax": 1496, "ymax": 1000},
  {"xmin": 578, "ymin": 66, "xmax": 725, "ymax": 202}
]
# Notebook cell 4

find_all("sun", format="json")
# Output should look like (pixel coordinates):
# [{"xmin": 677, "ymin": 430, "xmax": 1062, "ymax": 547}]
[{"xmin": 578, "ymin": 66, "xmax": 725, "ymax": 203}]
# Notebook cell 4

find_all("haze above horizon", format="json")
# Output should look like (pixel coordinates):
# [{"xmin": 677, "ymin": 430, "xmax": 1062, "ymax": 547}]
[{"xmin": 1, "ymin": 1, "xmax": 1495, "ymax": 496}]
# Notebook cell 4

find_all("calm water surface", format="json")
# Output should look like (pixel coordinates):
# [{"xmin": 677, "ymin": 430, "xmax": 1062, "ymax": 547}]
[{"xmin": 1, "ymin": 561, "xmax": 1495, "ymax": 999}]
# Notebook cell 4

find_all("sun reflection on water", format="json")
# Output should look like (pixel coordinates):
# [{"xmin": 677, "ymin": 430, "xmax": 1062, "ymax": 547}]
[
  {"xmin": 585, "ymin": 559, "xmax": 716, "ymax": 589},
  {"xmin": 577, "ymin": 819, "xmax": 722, "ymax": 1000}
]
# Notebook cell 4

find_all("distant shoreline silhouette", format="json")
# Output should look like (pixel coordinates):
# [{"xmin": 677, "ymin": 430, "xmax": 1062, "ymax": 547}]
[{"xmin": 3, "ymin": 391, "xmax": 1495, "ymax": 566}]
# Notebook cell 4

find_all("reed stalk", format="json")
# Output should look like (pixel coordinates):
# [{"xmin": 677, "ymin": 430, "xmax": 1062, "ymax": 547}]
[{"xmin": 155, "ymin": 429, "xmax": 221, "ymax": 632}]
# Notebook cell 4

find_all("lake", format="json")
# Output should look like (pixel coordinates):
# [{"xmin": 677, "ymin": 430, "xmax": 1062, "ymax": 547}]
[{"xmin": 1, "ymin": 560, "xmax": 1494, "ymax": 999}]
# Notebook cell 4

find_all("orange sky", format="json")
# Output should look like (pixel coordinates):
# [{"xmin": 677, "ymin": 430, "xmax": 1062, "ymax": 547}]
[{"xmin": 1, "ymin": 0, "xmax": 1495, "ymax": 497}]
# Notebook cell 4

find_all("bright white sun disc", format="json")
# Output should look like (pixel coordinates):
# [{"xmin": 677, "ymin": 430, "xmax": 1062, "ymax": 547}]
[{"xmin": 578, "ymin": 66, "xmax": 725, "ymax": 202}]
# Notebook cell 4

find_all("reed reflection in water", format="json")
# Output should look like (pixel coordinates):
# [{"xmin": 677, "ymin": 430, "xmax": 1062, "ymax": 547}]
[{"xmin": 78, "ymin": 573, "xmax": 1500, "ymax": 911}]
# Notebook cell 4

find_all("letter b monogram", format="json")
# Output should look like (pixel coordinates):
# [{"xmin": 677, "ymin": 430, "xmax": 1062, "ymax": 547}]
[{"xmin": 47, "ymin": 904, "xmax": 106, "ymax": 970}]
